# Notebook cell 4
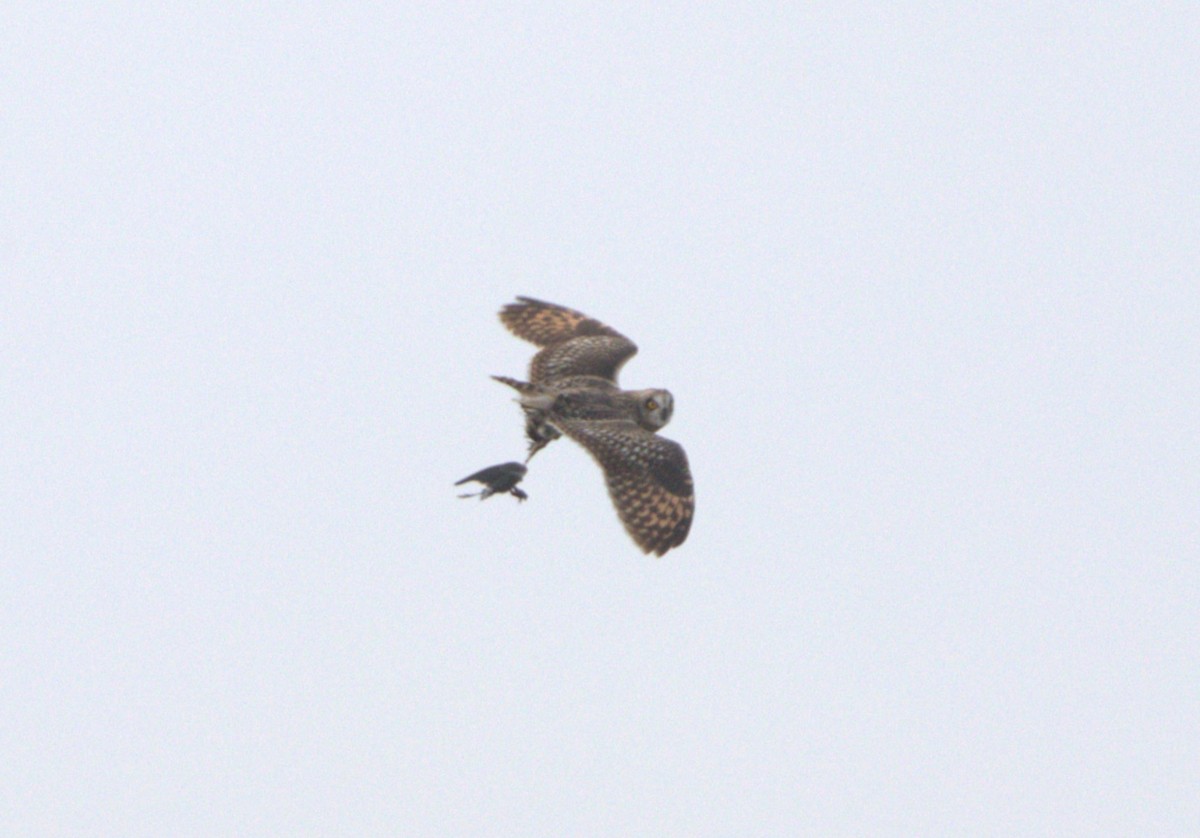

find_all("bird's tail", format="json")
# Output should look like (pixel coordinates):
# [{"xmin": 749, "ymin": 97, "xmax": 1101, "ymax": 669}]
[{"xmin": 491, "ymin": 375, "xmax": 534, "ymax": 393}]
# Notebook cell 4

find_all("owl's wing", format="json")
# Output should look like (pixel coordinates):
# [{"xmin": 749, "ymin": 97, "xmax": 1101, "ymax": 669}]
[
  {"xmin": 499, "ymin": 297, "xmax": 638, "ymax": 384},
  {"xmin": 557, "ymin": 420, "xmax": 694, "ymax": 556}
]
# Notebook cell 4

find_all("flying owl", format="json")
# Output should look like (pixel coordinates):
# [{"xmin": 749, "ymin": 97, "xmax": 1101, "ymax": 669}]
[{"xmin": 490, "ymin": 296, "xmax": 694, "ymax": 556}]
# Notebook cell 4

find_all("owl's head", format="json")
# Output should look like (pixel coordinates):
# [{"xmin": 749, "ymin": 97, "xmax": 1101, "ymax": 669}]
[{"xmin": 634, "ymin": 389, "xmax": 674, "ymax": 430}]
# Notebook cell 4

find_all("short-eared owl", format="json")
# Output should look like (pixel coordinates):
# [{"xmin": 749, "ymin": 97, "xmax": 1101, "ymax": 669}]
[
  {"xmin": 455, "ymin": 462, "xmax": 528, "ymax": 502},
  {"xmin": 492, "ymin": 296, "xmax": 693, "ymax": 556}
]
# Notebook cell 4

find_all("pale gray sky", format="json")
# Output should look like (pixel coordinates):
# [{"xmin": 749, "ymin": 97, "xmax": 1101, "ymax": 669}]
[{"xmin": 3, "ymin": 4, "xmax": 1197, "ymax": 835}]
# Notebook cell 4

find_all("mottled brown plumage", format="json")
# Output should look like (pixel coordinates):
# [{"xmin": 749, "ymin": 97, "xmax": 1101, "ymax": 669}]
[
  {"xmin": 492, "ymin": 297, "xmax": 694, "ymax": 556},
  {"xmin": 500, "ymin": 296, "xmax": 638, "ymax": 384},
  {"xmin": 557, "ymin": 420, "xmax": 693, "ymax": 556}
]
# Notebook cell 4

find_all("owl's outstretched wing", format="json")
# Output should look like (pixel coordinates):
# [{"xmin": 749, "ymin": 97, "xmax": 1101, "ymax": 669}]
[
  {"xmin": 557, "ymin": 419, "xmax": 693, "ymax": 556},
  {"xmin": 499, "ymin": 297, "xmax": 638, "ymax": 385}
]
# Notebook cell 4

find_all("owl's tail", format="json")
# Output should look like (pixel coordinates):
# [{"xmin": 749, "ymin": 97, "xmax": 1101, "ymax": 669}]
[
  {"xmin": 493, "ymin": 375, "xmax": 556, "ymax": 412},
  {"xmin": 491, "ymin": 375, "xmax": 534, "ymax": 394},
  {"xmin": 491, "ymin": 375, "xmax": 559, "ymax": 461}
]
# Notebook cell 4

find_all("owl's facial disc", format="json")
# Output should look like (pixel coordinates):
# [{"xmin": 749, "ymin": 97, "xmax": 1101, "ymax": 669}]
[{"xmin": 641, "ymin": 389, "xmax": 673, "ymax": 429}]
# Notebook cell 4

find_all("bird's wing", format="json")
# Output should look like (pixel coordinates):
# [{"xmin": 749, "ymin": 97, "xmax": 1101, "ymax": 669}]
[
  {"xmin": 557, "ymin": 419, "xmax": 693, "ymax": 556},
  {"xmin": 454, "ymin": 461, "xmax": 527, "ymax": 487},
  {"xmin": 499, "ymin": 297, "xmax": 638, "ymax": 384}
]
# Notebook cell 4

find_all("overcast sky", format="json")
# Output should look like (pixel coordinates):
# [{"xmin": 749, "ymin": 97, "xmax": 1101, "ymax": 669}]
[{"xmin": 4, "ymin": 4, "xmax": 1197, "ymax": 835}]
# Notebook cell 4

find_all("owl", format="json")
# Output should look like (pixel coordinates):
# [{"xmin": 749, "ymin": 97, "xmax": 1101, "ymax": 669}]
[{"xmin": 490, "ymin": 296, "xmax": 693, "ymax": 556}]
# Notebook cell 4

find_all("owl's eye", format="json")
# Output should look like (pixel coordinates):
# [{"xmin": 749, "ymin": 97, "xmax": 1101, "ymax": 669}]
[{"xmin": 645, "ymin": 399, "xmax": 658, "ymax": 411}]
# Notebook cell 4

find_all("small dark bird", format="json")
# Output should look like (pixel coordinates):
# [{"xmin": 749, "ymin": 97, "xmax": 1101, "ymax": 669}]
[{"xmin": 455, "ymin": 461, "xmax": 528, "ymax": 501}]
